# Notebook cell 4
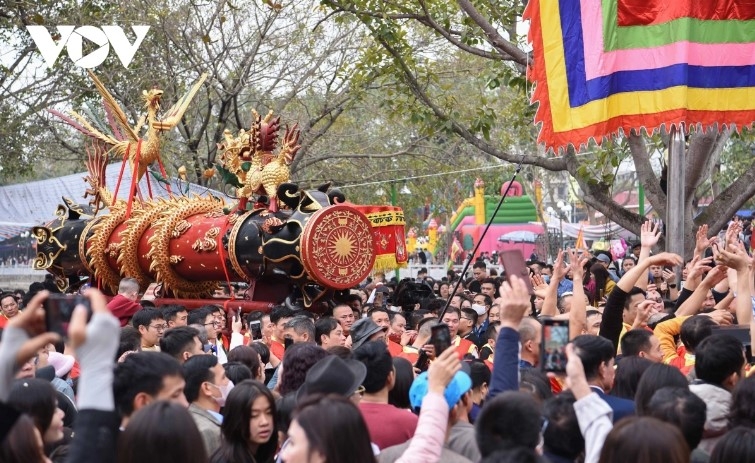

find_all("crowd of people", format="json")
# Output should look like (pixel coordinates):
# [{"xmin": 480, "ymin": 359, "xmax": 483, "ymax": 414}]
[{"xmin": 1, "ymin": 218, "xmax": 755, "ymax": 463}]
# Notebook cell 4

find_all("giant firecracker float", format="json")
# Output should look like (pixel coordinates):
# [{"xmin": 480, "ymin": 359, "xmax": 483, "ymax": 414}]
[{"xmin": 34, "ymin": 72, "xmax": 407, "ymax": 311}]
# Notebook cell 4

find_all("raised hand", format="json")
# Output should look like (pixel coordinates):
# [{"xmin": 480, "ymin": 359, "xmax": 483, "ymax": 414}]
[
  {"xmin": 701, "ymin": 309, "xmax": 733, "ymax": 326},
  {"xmin": 68, "ymin": 288, "xmax": 117, "ymax": 351},
  {"xmin": 231, "ymin": 314, "xmax": 243, "ymax": 334},
  {"xmin": 531, "ymin": 273, "xmax": 548, "ymax": 291},
  {"xmin": 647, "ymin": 252, "xmax": 683, "ymax": 268},
  {"xmin": 723, "ymin": 219, "xmax": 743, "ymax": 250},
  {"xmin": 686, "ymin": 255, "xmax": 713, "ymax": 285},
  {"xmin": 5, "ymin": 291, "xmax": 61, "ymax": 368},
  {"xmin": 567, "ymin": 248, "xmax": 589, "ymax": 280},
  {"xmin": 662, "ymin": 269, "xmax": 676, "ymax": 284},
  {"xmin": 714, "ymin": 242, "xmax": 750, "ymax": 272},
  {"xmin": 564, "ymin": 343, "xmax": 590, "ymax": 398},
  {"xmin": 695, "ymin": 224, "xmax": 717, "ymax": 257},
  {"xmin": 702, "ymin": 265, "xmax": 729, "ymax": 287},
  {"xmin": 552, "ymin": 250, "xmax": 567, "ymax": 281},
  {"xmin": 641, "ymin": 220, "xmax": 662, "ymax": 249},
  {"xmin": 400, "ymin": 330, "xmax": 416, "ymax": 346},
  {"xmin": 633, "ymin": 300, "xmax": 654, "ymax": 328}
]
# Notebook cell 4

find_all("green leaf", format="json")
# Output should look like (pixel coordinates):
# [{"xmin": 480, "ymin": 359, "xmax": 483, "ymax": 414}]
[{"xmin": 215, "ymin": 164, "xmax": 243, "ymax": 188}]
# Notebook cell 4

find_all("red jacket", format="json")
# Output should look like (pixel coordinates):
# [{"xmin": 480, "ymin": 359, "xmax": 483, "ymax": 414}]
[{"xmin": 107, "ymin": 295, "xmax": 142, "ymax": 327}]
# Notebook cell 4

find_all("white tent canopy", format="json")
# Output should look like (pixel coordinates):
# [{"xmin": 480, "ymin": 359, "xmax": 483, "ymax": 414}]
[
  {"xmin": 539, "ymin": 219, "xmax": 637, "ymax": 241},
  {"xmin": 0, "ymin": 163, "xmax": 224, "ymax": 241}
]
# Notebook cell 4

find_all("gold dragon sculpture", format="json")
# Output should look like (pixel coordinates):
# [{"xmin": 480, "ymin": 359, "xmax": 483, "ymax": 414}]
[{"xmin": 217, "ymin": 109, "xmax": 301, "ymax": 211}]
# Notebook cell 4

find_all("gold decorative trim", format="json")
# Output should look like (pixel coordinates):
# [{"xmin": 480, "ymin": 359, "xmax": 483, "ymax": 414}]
[
  {"xmin": 227, "ymin": 210, "xmax": 253, "ymax": 281},
  {"xmin": 118, "ymin": 200, "xmax": 169, "ymax": 289},
  {"xmin": 63, "ymin": 197, "xmax": 88, "ymax": 218},
  {"xmin": 169, "ymin": 255, "xmax": 184, "ymax": 264},
  {"xmin": 204, "ymin": 210, "xmax": 225, "ymax": 218},
  {"xmin": 87, "ymin": 206, "xmax": 129, "ymax": 294},
  {"xmin": 171, "ymin": 219, "xmax": 191, "ymax": 238},
  {"xmin": 78, "ymin": 217, "xmax": 100, "ymax": 275},
  {"xmin": 147, "ymin": 196, "xmax": 222, "ymax": 297},
  {"xmin": 260, "ymin": 217, "xmax": 284, "ymax": 235},
  {"xmin": 192, "ymin": 227, "xmax": 220, "ymax": 252},
  {"xmin": 54, "ymin": 205, "xmax": 68, "ymax": 229},
  {"xmin": 104, "ymin": 242, "xmax": 122, "ymax": 258},
  {"xmin": 32, "ymin": 226, "xmax": 67, "ymax": 270}
]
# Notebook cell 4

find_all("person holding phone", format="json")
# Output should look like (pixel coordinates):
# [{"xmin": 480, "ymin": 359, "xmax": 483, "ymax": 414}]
[{"xmin": 440, "ymin": 308, "xmax": 478, "ymax": 359}]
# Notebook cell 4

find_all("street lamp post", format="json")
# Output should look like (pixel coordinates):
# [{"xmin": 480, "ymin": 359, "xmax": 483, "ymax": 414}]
[
  {"xmin": 557, "ymin": 200, "xmax": 570, "ymax": 249},
  {"xmin": 547, "ymin": 201, "xmax": 571, "ymax": 252}
]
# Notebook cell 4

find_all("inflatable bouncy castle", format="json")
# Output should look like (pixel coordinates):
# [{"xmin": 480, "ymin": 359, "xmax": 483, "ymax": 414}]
[{"xmin": 449, "ymin": 179, "xmax": 542, "ymax": 260}]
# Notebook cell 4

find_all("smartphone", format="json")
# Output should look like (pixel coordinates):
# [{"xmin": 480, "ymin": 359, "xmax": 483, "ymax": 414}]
[
  {"xmin": 284, "ymin": 337, "xmax": 294, "ymax": 351},
  {"xmin": 43, "ymin": 294, "xmax": 91, "ymax": 337},
  {"xmin": 541, "ymin": 319, "xmax": 569, "ymax": 373},
  {"xmin": 249, "ymin": 320, "xmax": 262, "ymax": 340},
  {"xmin": 414, "ymin": 349, "xmax": 430, "ymax": 372},
  {"xmin": 430, "ymin": 324, "xmax": 452, "ymax": 358},
  {"xmin": 500, "ymin": 250, "xmax": 535, "ymax": 295}
]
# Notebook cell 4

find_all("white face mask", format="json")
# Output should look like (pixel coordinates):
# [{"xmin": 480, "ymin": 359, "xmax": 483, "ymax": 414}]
[
  {"xmin": 209, "ymin": 380, "xmax": 234, "ymax": 407},
  {"xmin": 472, "ymin": 304, "xmax": 487, "ymax": 316}
]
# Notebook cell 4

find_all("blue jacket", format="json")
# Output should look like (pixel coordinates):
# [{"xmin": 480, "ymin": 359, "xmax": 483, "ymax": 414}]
[
  {"xmin": 591, "ymin": 386, "xmax": 635, "ymax": 422},
  {"xmin": 488, "ymin": 327, "xmax": 520, "ymax": 399}
]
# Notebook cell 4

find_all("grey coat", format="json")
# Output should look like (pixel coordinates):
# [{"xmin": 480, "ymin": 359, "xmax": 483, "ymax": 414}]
[{"xmin": 189, "ymin": 403, "xmax": 222, "ymax": 457}]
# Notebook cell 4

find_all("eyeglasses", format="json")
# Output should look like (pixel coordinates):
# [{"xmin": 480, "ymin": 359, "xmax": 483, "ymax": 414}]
[
  {"xmin": 149, "ymin": 324, "xmax": 167, "ymax": 332},
  {"xmin": 353, "ymin": 385, "xmax": 365, "ymax": 397},
  {"xmin": 204, "ymin": 321, "xmax": 221, "ymax": 327}
]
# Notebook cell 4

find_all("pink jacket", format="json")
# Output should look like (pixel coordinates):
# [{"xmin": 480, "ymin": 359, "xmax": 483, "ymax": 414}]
[{"xmin": 395, "ymin": 392, "xmax": 449, "ymax": 463}]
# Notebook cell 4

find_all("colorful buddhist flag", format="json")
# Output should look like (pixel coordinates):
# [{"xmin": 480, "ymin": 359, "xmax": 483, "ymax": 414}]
[{"xmin": 525, "ymin": 0, "xmax": 755, "ymax": 152}]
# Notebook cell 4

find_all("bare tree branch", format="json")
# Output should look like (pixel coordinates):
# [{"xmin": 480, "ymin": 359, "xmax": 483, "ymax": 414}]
[
  {"xmin": 455, "ymin": 0, "xmax": 528, "ymax": 67},
  {"xmin": 627, "ymin": 131, "xmax": 666, "ymax": 219}
]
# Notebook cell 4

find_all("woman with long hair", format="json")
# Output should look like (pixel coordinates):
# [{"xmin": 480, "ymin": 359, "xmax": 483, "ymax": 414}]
[
  {"xmin": 117, "ymin": 401, "xmax": 207, "ymax": 463},
  {"xmin": 7, "ymin": 378, "xmax": 65, "ymax": 445},
  {"xmin": 587, "ymin": 263, "xmax": 615, "ymax": 306},
  {"xmin": 210, "ymin": 380, "xmax": 278, "ymax": 463},
  {"xmin": 280, "ymin": 394, "xmax": 376, "ymax": 463},
  {"xmin": 0, "ymin": 413, "xmax": 51, "ymax": 463},
  {"xmin": 388, "ymin": 357, "xmax": 414, "ymax": 410}
]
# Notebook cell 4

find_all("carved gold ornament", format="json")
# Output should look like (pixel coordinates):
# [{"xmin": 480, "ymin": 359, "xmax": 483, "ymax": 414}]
[
  {"xmin": 147, "ymin": 196, "xmax": 223, "ymax": 298},
  {"xmin": 192, "ymin": 227, "xmax": 220, "ymax": 252}
]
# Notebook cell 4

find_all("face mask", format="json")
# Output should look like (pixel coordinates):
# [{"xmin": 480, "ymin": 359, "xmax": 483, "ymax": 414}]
[
  {"xmin": 209, "ymin": 380, "xmax": 234, "ymax": 407},
  {"xmin": 472, "ymin": 304, "xmax": 487, "ymax": 316}
]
